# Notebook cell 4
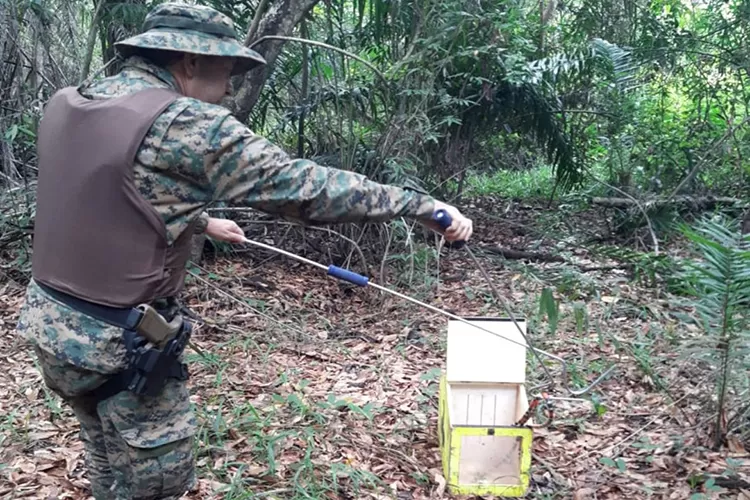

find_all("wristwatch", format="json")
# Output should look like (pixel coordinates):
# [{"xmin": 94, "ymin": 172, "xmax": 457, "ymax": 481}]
[{"xmin": 194, "ymin": 211, "xmax": 210, "ymax": 234}]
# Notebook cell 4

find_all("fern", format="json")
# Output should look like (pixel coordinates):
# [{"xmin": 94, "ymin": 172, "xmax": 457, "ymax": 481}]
[{"xmin": 677, "ymin": 215, "xmax": 750, "ymax": 448}]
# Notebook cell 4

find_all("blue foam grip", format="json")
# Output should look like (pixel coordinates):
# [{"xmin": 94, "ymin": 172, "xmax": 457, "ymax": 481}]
[{"xmin": 327, "ymin": 265, "xmax": 370, "ymax": 286}]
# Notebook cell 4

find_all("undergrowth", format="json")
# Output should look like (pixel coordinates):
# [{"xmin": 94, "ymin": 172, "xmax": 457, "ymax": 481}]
[
  {"xmin": 462, "ymin": 164, "xmax": 557, "ymax": 199},
  {"xmin": 0, "ymin": 183, "xmax": 34, "ymax": 285}
]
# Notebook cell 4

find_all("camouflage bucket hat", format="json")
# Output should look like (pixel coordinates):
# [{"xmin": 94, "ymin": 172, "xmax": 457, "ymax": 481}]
[{"xmin": 114, "ymin": 2, "xmax": 266, "ymax": 76}]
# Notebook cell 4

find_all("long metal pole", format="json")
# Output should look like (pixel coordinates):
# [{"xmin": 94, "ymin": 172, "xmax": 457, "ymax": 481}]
[{"xmin": 239, "ymin": 217, "xmax": 614, "ymax": 397}]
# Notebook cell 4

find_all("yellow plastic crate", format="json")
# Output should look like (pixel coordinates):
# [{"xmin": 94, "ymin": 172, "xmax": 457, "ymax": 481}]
[{"xmin": 437, "ymin": 317, "xmax": 534, "ymax": 497}]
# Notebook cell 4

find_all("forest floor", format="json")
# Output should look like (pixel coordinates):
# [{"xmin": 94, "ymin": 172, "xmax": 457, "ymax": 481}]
[{"xmin": 0, "ymin": 196, "xmax": 749, "ymax": 499}]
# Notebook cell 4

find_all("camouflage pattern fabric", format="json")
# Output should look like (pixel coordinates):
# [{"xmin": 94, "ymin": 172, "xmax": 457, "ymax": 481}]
[
  {"xmin": 17, "ymin": 280, "xmax": 127, "ymax": 375},
  {"xmin": 18, "ymin": 282, "xmax": 197, "ymax": 499},
  {"xmin": 115, "ymin": 2, "xmax": 266, "ymax": 75},
  {"xmin": 34, "ymin": 346, "xmax": 196, "ymax": 499}
]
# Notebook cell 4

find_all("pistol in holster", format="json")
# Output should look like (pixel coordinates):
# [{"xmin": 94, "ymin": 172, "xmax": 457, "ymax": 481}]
[{"xmin": 122, "ymin": 304, "xmax": 192, "ymax": 398}]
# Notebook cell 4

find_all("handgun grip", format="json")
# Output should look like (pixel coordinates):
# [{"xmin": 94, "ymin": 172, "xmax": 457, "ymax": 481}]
[{"xmin": 135, "ymin": 304, "xmax": 183, "ymax": 347}]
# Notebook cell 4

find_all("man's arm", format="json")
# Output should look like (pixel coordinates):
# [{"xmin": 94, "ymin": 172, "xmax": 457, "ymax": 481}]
[{"xmin": 205, "ymin": 113, "xmax": 436, "ymax": 224}]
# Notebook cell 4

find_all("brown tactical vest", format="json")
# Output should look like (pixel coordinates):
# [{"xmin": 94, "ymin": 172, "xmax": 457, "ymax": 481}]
[{"xmin": 32, "ymin": 86, "xmax": 199, "ymax": 308}]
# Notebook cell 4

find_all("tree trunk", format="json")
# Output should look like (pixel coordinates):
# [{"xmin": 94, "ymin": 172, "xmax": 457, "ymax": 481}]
[
  {"xmin": 591, "ymin": 196, "xmax": 743, "ymax": 209},
  {"xmin": 79, "ymin": 0, "xmax": 105, "ymax": 83},
  {"xmin": 230, "ymin": 0, "xmax": 321, "ymax": 123}
]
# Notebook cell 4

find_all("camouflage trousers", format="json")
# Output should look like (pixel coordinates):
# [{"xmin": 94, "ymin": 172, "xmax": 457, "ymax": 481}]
[{"xmin": 34, "ymin": 345, "xmax": 197, "ymax": 499}]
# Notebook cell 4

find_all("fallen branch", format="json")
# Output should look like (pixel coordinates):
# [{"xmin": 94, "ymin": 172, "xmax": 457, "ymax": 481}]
[
  {"xmin": 578, "ymin": 264, "xmax": 633, "ymax": 272},
  {"xmin": 592, "ymin": 196, "xmax": 744, "ymax": 209},
  {"xmin": 485, "ymin": 246, "xmax": 565, "ymax": 262}
]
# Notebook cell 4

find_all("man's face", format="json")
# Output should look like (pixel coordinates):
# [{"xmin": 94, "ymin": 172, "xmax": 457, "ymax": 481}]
[{"xmin": 180, "ymin": 55, "xmax": 235, "ymax": 104}]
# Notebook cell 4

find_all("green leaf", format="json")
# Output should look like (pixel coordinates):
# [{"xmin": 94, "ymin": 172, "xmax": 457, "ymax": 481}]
[
  {"xmin": 595, "ymin": 402, "xmax": 607, "ymax": 417},
  {"xmin": 726, "ymin": 457, "xmax": 743, "ymax": 468},
  {"xmin": 539, "ymin": 288, "xmax": 559, "ymax": 335},
  {"xmin": 420, "ymin": 368, "xmax": 442, "ymax": 381},
  {"xmin": 574, "ymin": 303, "xmax": 587, "ymax": 334},
  {"xmin": 599, "ymin": 457, "xmax": 616, "ymax": 468},
  {"xmin": 4, "ymin": 124, "xmax": 18, "ymax": 143}
]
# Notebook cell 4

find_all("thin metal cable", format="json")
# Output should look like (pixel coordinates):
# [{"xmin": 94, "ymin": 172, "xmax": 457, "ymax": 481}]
[
  {"xmin": 238, "ymin": 236, "xmax": 614, "ymax": 396},
  {"xmin": 242, "ymin": 236, "xmax": 551, "ymax": 354}
]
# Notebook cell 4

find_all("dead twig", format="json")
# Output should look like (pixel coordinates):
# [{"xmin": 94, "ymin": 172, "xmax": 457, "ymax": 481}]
[
  {"xmin": 582, "ymin": 167, "xmax": 660, "ymax": 255},
  {"xmin": 248, "ymin": 36, "xmax": 387, "ymax": 84}
]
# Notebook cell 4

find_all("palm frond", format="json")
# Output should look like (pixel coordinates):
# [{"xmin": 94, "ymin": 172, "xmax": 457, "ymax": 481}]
[
  {"xmin": 521, "ymin": 37, "xmax": 643, "ymax": 93},
  {"xmin": 521, "ymin": 45, "xmax": 594, "ymax": 85},
  {"xmin": 590, "ymin": 38, "xmax": 640, "ymax": 93},
  {"xmin": 490, "ymin": 81, "xmax": 581, "ymax": 190},
  {"xmin": 677, "ymin": 214, "xmax": 750, "ymax": 446}
]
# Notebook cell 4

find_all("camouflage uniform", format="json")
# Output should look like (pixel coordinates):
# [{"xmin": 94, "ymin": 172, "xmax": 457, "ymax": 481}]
[{"xmin": 16, "ymin": 3, "xmax": 437, "ymax": 499}]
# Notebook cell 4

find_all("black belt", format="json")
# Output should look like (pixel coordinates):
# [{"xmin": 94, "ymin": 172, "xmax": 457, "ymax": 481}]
[{"xmin": 37, "ymin": 281, "xmax": 145, "ymax": 331}]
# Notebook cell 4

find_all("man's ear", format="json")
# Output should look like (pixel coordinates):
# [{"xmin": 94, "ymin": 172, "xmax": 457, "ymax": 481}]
[{"xmin": 183, "ymin": 54, "xmax": 200, "ymax": 78}]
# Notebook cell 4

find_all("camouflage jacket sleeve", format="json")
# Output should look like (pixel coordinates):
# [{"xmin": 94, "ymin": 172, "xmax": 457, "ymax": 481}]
[{"xmin": 203, "ymin": 112, "xmax": 436, "ymax": 223}]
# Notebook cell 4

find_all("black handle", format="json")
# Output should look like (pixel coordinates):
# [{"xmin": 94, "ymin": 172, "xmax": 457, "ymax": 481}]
[
  {"xmin": 433, "ymin": 209, "xmax": 453, "ymax": 230},
  {"xmin": 432, "ymin": 208, "xmax": 465, "ymax": 248}
]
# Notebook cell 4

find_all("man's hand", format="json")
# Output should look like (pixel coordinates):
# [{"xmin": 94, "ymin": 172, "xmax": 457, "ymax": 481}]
[
  {"xmin": 206, "ymin": 217, "xmax": 245, "ymax": 243},
  {"xmin": 421, "ymin": 201, "xmax": 473, "ymax": 242}
]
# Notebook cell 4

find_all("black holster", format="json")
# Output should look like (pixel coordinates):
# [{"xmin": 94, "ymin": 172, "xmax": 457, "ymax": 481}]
[
  {"xmin": 90, "ymin": 321, "xmax": 191, "ymax": 403},
  {"xmin": 125, "ymin": 318, "xmax": 192, "ymax": 396}
]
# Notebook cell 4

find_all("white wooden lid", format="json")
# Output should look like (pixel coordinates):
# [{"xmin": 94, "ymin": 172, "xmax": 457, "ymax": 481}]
[{"xmin": 446, "ymin": 317, "xmax": 527, "ymax": 384}]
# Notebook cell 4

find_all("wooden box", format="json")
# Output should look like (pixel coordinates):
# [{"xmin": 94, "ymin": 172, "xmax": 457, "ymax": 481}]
[{"xmin": 437, "ymin": 317, "xmax": 533, "ymax": 497}]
